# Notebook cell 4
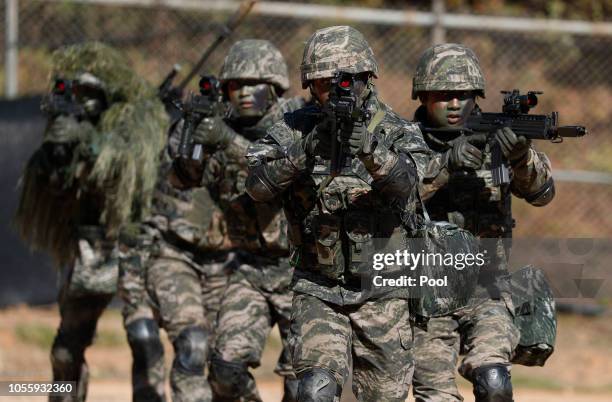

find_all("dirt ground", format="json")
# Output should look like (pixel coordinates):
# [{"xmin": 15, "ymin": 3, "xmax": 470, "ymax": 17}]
[{"xmin": 0, "ymin": 304, "xmax": 611, "ymax": 402}]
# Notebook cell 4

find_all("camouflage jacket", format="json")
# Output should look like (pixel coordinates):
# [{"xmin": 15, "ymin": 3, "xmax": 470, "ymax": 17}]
[
  {"xmin": 246, "ymin": 93, "xmax": 430, "ymax": 305},
  {"xmin": 415, "ymin": 105, "xmax": 555, "ymax": 293},
  {"xmin": 149, "ymin": 97, "xmax": 303, "ymax": 288}
]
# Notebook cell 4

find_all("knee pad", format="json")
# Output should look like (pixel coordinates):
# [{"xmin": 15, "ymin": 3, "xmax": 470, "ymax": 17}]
[
  {"xmin": 51, "ymin": 329, "xmax": 87, "ymax": 377},
  {"xmin": 209, "ymin": 357, "xmax": 250, "ymax": 398},
  {"xmin": 282, "ymin": 377, "xmax": 299, "ymax": 402},
  {"xmin": 472, "ymin": 364, "xmax": 513, "ymax": 402},
  {"xmin": 297, "ymin": 368, "xmax": 339, "ymax": 402},
  {"xmin": 126, "ymin": 318, "xmax": 164, "ymax": 369},
  {"xmin": 173, "ymin": 326, "xmax": 209, "ymax": 375}
]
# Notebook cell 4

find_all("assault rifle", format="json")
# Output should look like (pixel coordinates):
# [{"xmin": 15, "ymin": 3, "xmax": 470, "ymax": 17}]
[
  {"xmin": 176, "ymin": 75, "xmax": 225, "ymax": 161},
  {"xmin": 465, "ymin": 89, "xmax": 587, "ymax": 185},
  {"xmin": 41, "ymin": 78, "xmax": 109, "ymax": 124},
  {"xmin": 158, "ymin": 0, "xmax": 256, "ymax": 108},
  {"xmin": 421, "ymin": 90, "xmax": 588, "ymax": 186},
  {"xmin": 323, "ymin": 71, "xmax": 371, "ymax": 176}
]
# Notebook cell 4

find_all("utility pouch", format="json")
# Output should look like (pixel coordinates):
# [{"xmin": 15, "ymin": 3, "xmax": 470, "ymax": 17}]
[
  {"xmin": 345, "ymin": 212, "xmax": 374, "ymax": 264},
  {"xmin": 312, "ymin": 214, "xmax": 344, "ymax": 279}
]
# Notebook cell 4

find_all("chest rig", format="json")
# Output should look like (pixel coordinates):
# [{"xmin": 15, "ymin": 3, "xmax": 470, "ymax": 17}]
[
  {"xmin": 428, "ymin": 142, "xmax": 514, "ymax": 238},
  {"xmin": 296, "ymin": 155, "xmax": 403, "ymax": 282}
]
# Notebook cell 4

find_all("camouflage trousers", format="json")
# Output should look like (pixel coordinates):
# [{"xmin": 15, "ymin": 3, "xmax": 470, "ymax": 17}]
[
  {"xmin": 212, "ymin": 270, "xmax": 294, "ymax": 402},
  {"xmin": 411, "ymin": 298, "xmax": 520, "ymax": 402},
  {"xmin": 119, "ymin": 241, "xmax": 166, "ymax": 402},
  {"xmin": 290, "ymin": 293, "xmax": 413, "ymax": 402},
  {"xmin": 50, "ymin": 234, "xmax": 118, "ymax": 402},
  {"xmin": 144, "ymin": 251, "xmax": 229, "ymax": 402}
]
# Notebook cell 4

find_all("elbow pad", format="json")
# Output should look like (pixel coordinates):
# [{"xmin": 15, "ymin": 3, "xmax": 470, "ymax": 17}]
[
  {"xmin": 246, "ymin": 165, "xmax": 278, "ymax": 201},
  {"xmin": 524, "ymin": 177, "xmax": 555, "ymax": 207}
]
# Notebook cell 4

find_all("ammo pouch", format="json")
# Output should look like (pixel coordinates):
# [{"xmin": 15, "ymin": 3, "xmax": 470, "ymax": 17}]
[
  {"xmin": 312, "ymin": 213, "xmax": 345, "ymax": 280},
  {"xmin": 510, "ymin": 266, "xmax": 557, "ymax": 366},
  {"xmin": 67, "ymin": 225, "xmax": 118, "ymax": 297},
  {"xmin": 408, "ymin": 219, "xmax": 480, "ymax": 318}
]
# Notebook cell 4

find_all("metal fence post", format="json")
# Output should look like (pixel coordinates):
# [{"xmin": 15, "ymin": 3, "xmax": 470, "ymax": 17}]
[
  {"xmin": 431, "ymin": 0, "xmax": 446, "ymax": 45},
  {"xmin": 5, "ymin": 0, "xmax": 19, "ymax": 98}
]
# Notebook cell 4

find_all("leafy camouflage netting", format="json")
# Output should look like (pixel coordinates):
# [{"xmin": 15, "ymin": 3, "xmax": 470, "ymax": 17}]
[{"xmin": 15, "ymin": 42, "xmax": 169, "ymax": 266}]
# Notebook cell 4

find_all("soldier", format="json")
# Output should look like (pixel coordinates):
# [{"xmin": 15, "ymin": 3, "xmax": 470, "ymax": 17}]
[
  {"xmin": 118, "ymin": 226, "xmax": 168, "ymax": 402},
  {"xmin": 171, "ymin": 39, "xmax": 303, "ymax": 402},
  {"xmin": 411, "ymin": 43, "xmax": 555, "ymax": 402},
  {"xmin": 245, "ymin": 26, "xmax": 430, "ymax": 402},
  {"xmin": 14, "ymin": 42, "xmax": 168, "ymax": 402}
]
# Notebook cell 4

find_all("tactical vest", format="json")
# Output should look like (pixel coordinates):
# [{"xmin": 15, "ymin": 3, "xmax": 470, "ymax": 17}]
[
  {"xmin": 151, "ymin": 99, "xmax": 301, "ymax": 258},
  {"xmin": 290, "ymin": 155, "xmax": 404, "ymax": 285},
  {"xmin": 426, "ymin": 145, "xmax": 514, "ymax": 239}
]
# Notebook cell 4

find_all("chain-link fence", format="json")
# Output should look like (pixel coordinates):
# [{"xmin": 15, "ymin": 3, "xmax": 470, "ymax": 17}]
[{"xmin": 2, "ymin": 0, "xmax": 611, "ymax": 237}]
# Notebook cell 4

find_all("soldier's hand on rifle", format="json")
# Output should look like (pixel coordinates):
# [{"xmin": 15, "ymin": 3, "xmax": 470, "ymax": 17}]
[
  {"xmin": 494, "ymin": 127, "xmax": 531, "ymax": 164},
  {"xmin": 340, "ymin": 121, "xmax": 377, "ymax": 157},
  {"xmin": 448, "ymin": 134, "xmax": 486, "ymax": 170},
  {"xmin": 192, "ymin": 116, "xmax": 233, "ymax": 149}
]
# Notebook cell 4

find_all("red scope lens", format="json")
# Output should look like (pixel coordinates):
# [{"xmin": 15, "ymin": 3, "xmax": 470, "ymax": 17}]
[{"xmin": 55, "ymin": 81, "xmax": 66, "ymax": 93}]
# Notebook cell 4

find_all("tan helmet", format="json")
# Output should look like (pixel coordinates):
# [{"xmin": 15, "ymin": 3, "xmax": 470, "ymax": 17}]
[
  {"xmin": 300, "ymin": 25, "xmax": 378, "ymax": 89},
  {"xmin": 219, "ymin": 39, "xmax": 290, "ymax": 94},
  {"xmin": 412, "ymin": 43, "xmax": 485, "ymax": 99}
]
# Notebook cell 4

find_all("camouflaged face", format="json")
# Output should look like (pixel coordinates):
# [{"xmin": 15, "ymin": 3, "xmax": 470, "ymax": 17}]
[
  {"xmin": 51, "ymin": 41, "xmax": 153, "ymax": 102},
  {"xmin": 220, "ymin": 39, "xmax": 290, "ymax": 92},
  {"xmin": 300, "ymin": 25, "xmax": 378, "ymax": 88},
  {"xmin": 412, "ymin": 43, "xmax": 485, "ymax": 99}
]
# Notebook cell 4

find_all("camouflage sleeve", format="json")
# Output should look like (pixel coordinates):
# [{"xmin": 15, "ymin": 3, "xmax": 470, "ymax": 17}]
[
  {"xmin": 510, "ymin": 146, "xmax": 555, "ymax": 207},
  {"xmin": 385, "ymin": 119, "xmax": 435, "ymax": 200},
  {"xmin": 362, "ymin": 119, "xmax": 424, "ymax": 201},
  {"xmin": 421, "ymin": 151, "xmax": 451, "ymax": 201},
  {"xmin": 200, "ymin": 133, "xmax": 250, "ymax": 188},
  {"xmin": 245, "ymin": 120, "xmax": 305, "ymax": 202}
]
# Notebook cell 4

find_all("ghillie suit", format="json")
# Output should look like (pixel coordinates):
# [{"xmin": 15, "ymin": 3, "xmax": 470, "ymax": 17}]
[
  {"xmin": 16, "ymin": 42, "xmax": 166, "ymax": 265},
  {"xmin": 14, "ymin": 42, "xmax": 168, "ymax": 402}
]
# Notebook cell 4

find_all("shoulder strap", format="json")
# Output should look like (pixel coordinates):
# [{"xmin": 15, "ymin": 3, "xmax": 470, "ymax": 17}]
[{"xmin": 367, "ymin": 109, "xmax": 386, "ymax": 133}]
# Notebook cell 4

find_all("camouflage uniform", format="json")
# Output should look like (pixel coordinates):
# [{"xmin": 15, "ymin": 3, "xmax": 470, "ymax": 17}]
[
  {"xmin": 245, "ymin": 26, "xmax": 429, "ymax": 402},
  {"xmin": 14, "ymin": 43, "xmax": 168, "ymax": 402},
  {"xmin": 128, "ymin": 148, "xmax": 221, "ymax": 402},
  {"xmin": 410, "ymin": 44, "xmax": 555, "ymax": 402},
  {"xmin": 172, "ymin": 39, "xmax": 303, "ymax": 402},
  {"xmin": 118, "ymin": 225, "xmax": 168, "ymax": 402}
]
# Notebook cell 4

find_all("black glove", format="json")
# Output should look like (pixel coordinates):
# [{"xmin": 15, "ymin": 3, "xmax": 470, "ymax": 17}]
[
  {"xmin": 494, "ymin": 127, "xmax": 531, "ymax": 163},
  {"xmin": 447, "ymin": 134, "xmax": 486, "ymax": 170},
  {"xmin": 192, "ymin": 116, "xmax": 234, "ymax": 149},
  {"xmin": 339, "ymin": 121, "xmax": 377, "ymax": 157}
]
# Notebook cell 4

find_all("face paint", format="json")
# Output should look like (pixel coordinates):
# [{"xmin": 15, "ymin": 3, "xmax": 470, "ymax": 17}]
[
  {"xmin": 423, "ymin": 91, "xmax": 476, "ymax": 128},
  {"xmin": 310, "ymin": 78, "xmax": 332, "ymax": 105},
  {"xmin": 227, "ymin": 81, "xmax": 271, "ymax": 117}
]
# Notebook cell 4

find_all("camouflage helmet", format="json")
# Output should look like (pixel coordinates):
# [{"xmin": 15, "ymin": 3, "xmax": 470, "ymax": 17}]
[
  {"xmin": 412, "ymin": 43, "xmax": 485, "ymax": 99},
  {"xmin": 300, "ymin": 26, "xmax": 378, "ymax": 89},
  {"xmin": 219, "ymin": 39, "xmax": 290, "ymax": 94},
  {"xmin": 51, "ymin": 41, "xmax": 153, "ymax": 103}
]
